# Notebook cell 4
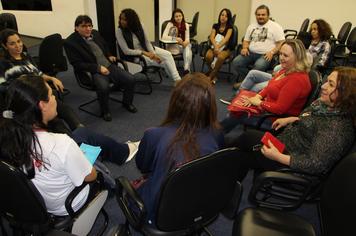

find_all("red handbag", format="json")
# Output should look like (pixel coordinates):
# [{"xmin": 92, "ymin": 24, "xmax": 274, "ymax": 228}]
[{"xmin": 227, "ymin": 90, "xmax": 264, "ymax": 117}]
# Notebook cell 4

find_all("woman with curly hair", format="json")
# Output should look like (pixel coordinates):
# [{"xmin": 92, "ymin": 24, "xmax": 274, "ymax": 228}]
[
  {"xmin": 308, "ymin": 19, "xmax": 333, "ymax": 68},
  {"xmin": 116, "ymin": 8, "xmax": 181, "ymax": 83}
]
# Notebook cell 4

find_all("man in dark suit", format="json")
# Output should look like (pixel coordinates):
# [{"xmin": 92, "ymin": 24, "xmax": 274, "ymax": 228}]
[{"xmin": 64, "ymin": 15, "xmax": 137, "ymax": 121}]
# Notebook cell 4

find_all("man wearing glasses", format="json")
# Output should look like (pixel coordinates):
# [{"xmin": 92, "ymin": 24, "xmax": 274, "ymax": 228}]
[
  {"xmin": 232, "ymin": 5, "xmax": 284, "ymax": 84},
  {"xmin": 64, "ymin": 15, "xmax": 137, "ymax": 122}
]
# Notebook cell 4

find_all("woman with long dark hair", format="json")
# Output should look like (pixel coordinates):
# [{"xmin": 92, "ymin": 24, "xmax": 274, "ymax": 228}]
[
  {"xmin": 0, "ymin": 75, "xmax": 96, "ymax": 216},
  {"xmin": 134, "ymin": 73, "xmax": 224, "ymax": 223},
  {"xmin": 161, "ymin": 8, "xmax": 192, "ymax": 74},
  {"xmin": 204, "ymin": 8, "xmax": 234, "ymax": 83},
  {"xmin": 0, "ymin": 28, "xmax": 82, "ymax": 131},
  {"xmin": 116, "ymin": 8, "xmax": 181, "ymax": 83}
]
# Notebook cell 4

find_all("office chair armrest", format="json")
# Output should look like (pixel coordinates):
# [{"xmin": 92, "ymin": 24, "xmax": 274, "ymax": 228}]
[
  {"xmin": 115, "ymin": 176, "xmax": 147, "ymax": 229},
  {"xmin": 284, "ymin": 29, "xmax": 297, "ymax": 34},
  {"xmin": 333, "ymin": 44, "xmax": 348, "ymax": 57},
  {"xmin": 199, "ymin": 41, "xmax": 210, "ymax": 57},
  {"xmin": 65, "ymin": 182, "xmax": 90, "ymax": 217},
  {"xmin": 248, "ymin": 171, "xmax": 313, "ymax": 211},
  {"xmin": 284, "ymin": 29, "xmax": 298, "ymax": 39},
  {"xmin": 116, "ymin": 58, "xmax": 129, "ymax": 71}
]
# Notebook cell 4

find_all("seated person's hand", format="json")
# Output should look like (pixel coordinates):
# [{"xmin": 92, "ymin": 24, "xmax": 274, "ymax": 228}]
[
  {"xmin": 264, "ymin": 51, "xmax": 274, "ymax": 61},
  {"xmin": 272, "ymin": 117, "xmax": 299, "ymax": 130},
  {"xmin": 145, "ymin": 51, "xmax": 155, "ymax": 59},
  {"xmin": 152, "ymin": 54, "xmax": 162, "ymax": 63},
  {"xmin": 261, "ymin": 140, "xmax": 281, "ymax": 161},
  {"xmin": 176, "ymin": 37, "xmax": 183, "ymax": 44},
  {"xmin": 272, "ymin": 118, "xmax": 289, "ymax": 130},
  {"xmin": 108, "ymin": 56, "xmax": 117, "ymax": 63},
  {"xmin": 241, "ymin": 95, "xmax": 252, "ymax": 107},
  {"xmin": 100, "ymin": 66, "xmax": 110, "ymax": 75},
  {"xmin": 246, "ymin": 95, "xmax": 262, "ymax": 106},
  {"xmin": 50, "ymin": 77, "xmax": 64, "ymax": 92},
  {"xmin": 240, "ymin": 48, "xmax": 249, "ymax": 56},
  {"xmin": 182, "ymin": 41, "xmax": 189, "ymax": 48}
]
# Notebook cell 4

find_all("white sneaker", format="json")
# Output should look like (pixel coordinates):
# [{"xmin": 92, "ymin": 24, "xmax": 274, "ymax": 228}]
[
  {"xmin": 125, "ymin": 141, "xmax": 140, "ymax": 163},
  {"xmin": 219, "ymin": 98, "xmax": 232, "ymax": 105}
]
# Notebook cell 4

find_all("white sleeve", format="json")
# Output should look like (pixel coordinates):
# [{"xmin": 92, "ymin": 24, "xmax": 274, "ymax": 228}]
[
  {"xmin": 273, "ymin": 22, "xmax": 285, "ymax": 41},
  {"xmin": 244, "ymin": 25, "xmax": 253, "ymax": 42},
  {"xmin": 162, "ymin": 22, "xmax": 173, "ymax": 40},
  {"xmin": 185, "ymin": 22, "xmax": 190, "ymax": 43},
  {"xmin": 63, "ymin": 138, "xmax": 93, "ymax": 186},
  {"xmin": 116, "ymin": 28, "xmax": 143, "ymax": 56}
]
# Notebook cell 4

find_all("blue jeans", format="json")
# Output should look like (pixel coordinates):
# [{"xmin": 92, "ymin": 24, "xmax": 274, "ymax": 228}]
[
  {"xmin": 71, "ymin": 127, "xmax": 129, "ymax": 165},
  {"xmin": 239, "ymin": 69, "xmax": 272, "ymax": 93},
  {"xmin": 232, "ymin": 52, "xmax": 273, "ymax": 80},
  {"xmin": 220, "ymin": 113, "xmax": 273, "ymax": 134}
]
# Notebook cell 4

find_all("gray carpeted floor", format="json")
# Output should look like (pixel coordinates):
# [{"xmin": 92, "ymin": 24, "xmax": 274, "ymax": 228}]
[{"xmin": 24, "ymin": 45, "xmax": 320, "ymax": 236}]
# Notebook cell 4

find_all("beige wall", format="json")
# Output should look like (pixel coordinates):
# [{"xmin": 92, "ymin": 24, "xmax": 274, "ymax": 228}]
[
  {"xmin": 250, "ymin": 0, "xmax": 356, "ymax": 36},
  {"xmin": 113, "ymin": 0, "xmax": 155, "ymax": 41},
  {"xmin": 177, "ymin": 0, "xmax": 251, "ymax": 42},
  {"xmin": 0, "ymin": 0, "xmax": 97, "ymax": 38}
]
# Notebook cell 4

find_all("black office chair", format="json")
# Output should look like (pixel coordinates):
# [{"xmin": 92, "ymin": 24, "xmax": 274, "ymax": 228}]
[
  {"xmin": 200, "ymin": 25, "xmax": 239, "ymax": 80},
  {"xmin": 335, "ymin": 21, "xmax": 352, "ymax": 46},
  {"xmin": 186, "ymin": 12, "xmax": 199, "ymax": 56},
  {"xmin": 115, "ymin": 148, "xmax": 242, "ymax": 235},
  {"xmin": 284, "ymin": 18, "xmax": 310, "ymax": 39},
  {"xmin": 160, "ymin": 20, "xmax": 196, "ymax": 72},
  {"xmin": 36, "ymin": 33, "xmax": 70, "ymax": 97},
  {"xmin": 38, "ymin": 34, "xmax": 68, "ymax": 76},
  {"xmin": 0, "ymin": 160, "xmax": 109, "ymax": 236},
  {"xmin": 232, "ymin": 151, "xmax": 356, "ymax": 236},
  {"xmin": 188, "ymin": 12, "xmax": 199, "ymax": 41},
  {"xmin": 117, "ymin": 41, "xmax": 164, "ymax": 94},
  {"xmin": 231, "ymin": 14, "xmax": 236, "ymax": 25},
  {"xmin": 337, "ymin": 27, "xmax": 356, "ymax": 66},
  {"xmin": 73, "ymin": 69, "xmax": 124, "ymax": 118},
  {"xmin": 0, "ymin": 13, "xmax": 18, "ymax": 32}
]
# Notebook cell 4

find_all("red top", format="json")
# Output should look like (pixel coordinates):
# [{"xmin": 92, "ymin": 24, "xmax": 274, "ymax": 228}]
[{"xmin": 258, "ymin": 69, "xmax": 311, "ymax": 116}]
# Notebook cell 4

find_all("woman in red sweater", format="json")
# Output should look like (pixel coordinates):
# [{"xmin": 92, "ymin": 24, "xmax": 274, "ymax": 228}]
[{"xmin": 221, "ymin": 39, "xmax": 311, "ymax": 133}]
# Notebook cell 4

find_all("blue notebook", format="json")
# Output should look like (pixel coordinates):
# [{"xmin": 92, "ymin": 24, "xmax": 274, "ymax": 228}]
[{"xmin": 80, "ymin": 143, "xmax": 102, "ymax": 165}]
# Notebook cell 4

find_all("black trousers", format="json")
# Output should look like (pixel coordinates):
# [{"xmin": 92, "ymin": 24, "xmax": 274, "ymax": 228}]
[
  {"xmin": 92, "ymin": 64, "xmax": 135, "ymax": 114},
  {"xmin": 51, "ymin": 86, "xmax": 82, "ymax": 131},
  {"xmin": 226, "ymin": 130, "xmax": 288, "ymax": 181}
]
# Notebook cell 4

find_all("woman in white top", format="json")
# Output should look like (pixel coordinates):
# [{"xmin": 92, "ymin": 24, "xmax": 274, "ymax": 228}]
[
  {"xmin": 161, "ymin": 9, "xmax": 192, "ymax": 75},
  {"xmin": 0, "ymin": 75, "xmax": 96, "ymax": 216},
  {"xmin": 116, "ymin": 8, "xmax": 181, "ymax": 82}
]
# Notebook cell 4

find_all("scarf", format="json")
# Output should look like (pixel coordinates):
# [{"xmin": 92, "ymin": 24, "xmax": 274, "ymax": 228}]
[
  {"xmin": 310, "ymin": 99, "xmax": 346, "ymax": 117},
  {"xmin": 173, "ymin": 22, "xmax": 186, "ymax": 41}
]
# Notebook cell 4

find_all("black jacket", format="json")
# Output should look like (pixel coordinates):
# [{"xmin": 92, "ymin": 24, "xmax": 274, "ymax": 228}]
[{"xmin": 64, "ymin": 30, "xmax": 113, "ymax": 74}]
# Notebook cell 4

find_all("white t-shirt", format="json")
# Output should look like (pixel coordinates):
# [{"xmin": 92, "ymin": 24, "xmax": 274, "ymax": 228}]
[
  {"xmin": 31, "ymin": 131, "xmax": 92, "ymax": 216},
  {"xmin": 245, "ymin": 20, "xmax": 285, "ymax": 54}
]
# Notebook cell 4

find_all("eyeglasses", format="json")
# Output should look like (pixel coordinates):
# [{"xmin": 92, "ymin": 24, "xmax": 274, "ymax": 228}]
[{"xmin": 79, "ymin": 24, "xmax": 93, "ymax": 28}]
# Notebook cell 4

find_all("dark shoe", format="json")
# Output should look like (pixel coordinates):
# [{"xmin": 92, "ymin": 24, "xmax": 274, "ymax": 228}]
[
  {"xmin": 102, "ymin": 112, "xmax": 112, "ymax": 122},
  {"xmin": 233, "ymin": 82, "xmax": 242, "ymax": 90},
  {"xmin": 183, "ymin": 70, "xmax": 190, "ymax": 76},
  {"xmin": 123, "ymin": 103, "xmax": 138, "ymax": 113}
]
